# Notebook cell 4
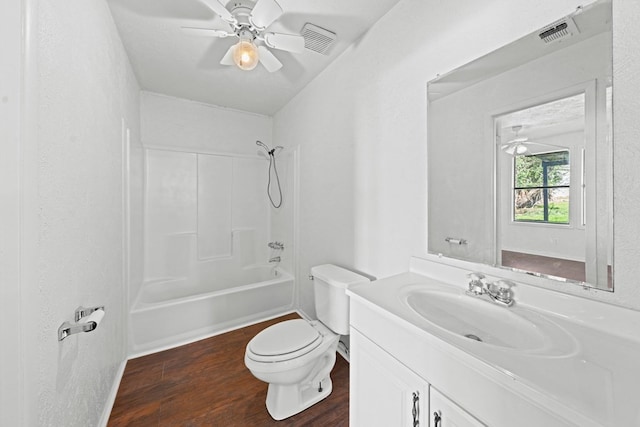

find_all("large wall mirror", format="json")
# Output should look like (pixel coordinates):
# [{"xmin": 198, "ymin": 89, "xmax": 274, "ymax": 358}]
[{"xmin": 427, "ymin": 0, "xmax": 613, "ymax": 290}]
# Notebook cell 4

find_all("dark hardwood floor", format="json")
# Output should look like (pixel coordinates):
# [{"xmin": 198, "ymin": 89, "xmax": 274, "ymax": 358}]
[
  {"xmin": 501, "ymin": 250, "xmax": 587, "ymax": 282},
  {"xmin": 501, "ymin": 250, "xmax": 614, "ymax": 289},
  {"xmin": 108, "ymin": 313, "xmax": 350, "ymax": 426}
]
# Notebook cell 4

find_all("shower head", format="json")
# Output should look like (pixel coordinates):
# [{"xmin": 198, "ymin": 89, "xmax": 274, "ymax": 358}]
[
  {"xmin": 255, "ymin": 141, "xmax": 284, "ymax": 157},
  {"xmin": 256, "ymin": 140, "xmax": 270, "ymax": 151}
]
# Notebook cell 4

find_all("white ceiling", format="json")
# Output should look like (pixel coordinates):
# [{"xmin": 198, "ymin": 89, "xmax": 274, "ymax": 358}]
[{"xmin": 107, "ymin": 0, "xmax": 403, "ymax": 115}]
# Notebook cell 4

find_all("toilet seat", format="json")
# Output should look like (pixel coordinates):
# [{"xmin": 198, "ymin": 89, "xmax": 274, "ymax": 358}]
[{"xmin": 247, "ymin": 319, "xmax": 323, "ymax": 363}]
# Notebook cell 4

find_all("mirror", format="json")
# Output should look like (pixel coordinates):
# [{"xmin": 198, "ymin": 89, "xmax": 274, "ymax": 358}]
[{"xmin": 427, "ymin": 0, "xmax": 613, "ymax": 290}]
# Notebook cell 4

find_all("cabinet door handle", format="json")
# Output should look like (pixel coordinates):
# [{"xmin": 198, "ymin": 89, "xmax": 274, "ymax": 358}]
[
  {"xmin": 412, "ymin": 391, "xmax": 420, "ymax": 427},
  {"xmin": 433, "ymin": 411, "xmax": 442, "ymax": 427}
]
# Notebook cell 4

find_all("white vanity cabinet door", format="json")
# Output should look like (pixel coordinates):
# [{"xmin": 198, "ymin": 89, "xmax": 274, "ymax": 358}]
[
  {"xmin": 430, "ymin": 387, "xmax": 485, "ymax": 427},
  {"xmin": 350, "ymin": 328, "xmax": 429, "ymax": 427}
]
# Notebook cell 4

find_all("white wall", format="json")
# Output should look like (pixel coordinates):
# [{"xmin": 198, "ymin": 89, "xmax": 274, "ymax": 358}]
[
  {"xmin": 611, "ymin": 0, "xmax": 640, "ymax": 309},
  {"xmin": 274, "ymin": 0, "xmax": 640, "ymax": 314},
  {"xmin": 141, "ymin": 91, "xmax": 272, "ymax": 155},
  {"xmin": 17, "ymin": 0, "xmax": 141, "ymax": 425},
  {"xmin": 0, "ymin": 0, "xmax": 25, "ymax": 424}
]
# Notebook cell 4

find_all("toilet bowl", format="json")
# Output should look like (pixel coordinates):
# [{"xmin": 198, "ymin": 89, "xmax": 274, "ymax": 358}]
[
  {"xmin": 245, "ymin": 319, "xmax": 339, "ymax": 420},
  {"xmin": 244, "ymin": 264, "xmax": 370, "ymax": 420}
]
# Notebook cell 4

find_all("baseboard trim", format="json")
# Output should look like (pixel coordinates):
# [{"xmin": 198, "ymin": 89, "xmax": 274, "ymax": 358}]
[{"xmin": 98, "ymin": 359, "xmax": 127, "ymax": 427}]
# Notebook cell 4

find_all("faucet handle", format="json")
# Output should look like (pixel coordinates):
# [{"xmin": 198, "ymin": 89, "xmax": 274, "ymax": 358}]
[
  {"xmin": 467, "ymin": 272, "xmax": 485, "ymax": 282},
  {"xmin": 467, "ymin": 272, "xmax": 486, "ymax": 295},
  {"xmin": 493, "ymin": 279, "xmax": 514, "ymax": 290},
  {"xmin": 491, "ymin": 280, "xmax": 515, "ymax": 304}
]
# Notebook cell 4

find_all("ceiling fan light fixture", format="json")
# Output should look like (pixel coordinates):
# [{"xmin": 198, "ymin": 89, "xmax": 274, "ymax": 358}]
[
  {"xmin": 185, "ymin": 0, "xmax": 306, "ymax": 73},
  {"xmin": 233, "ymin": 33, "xmax": 259, "ymax": 71}
]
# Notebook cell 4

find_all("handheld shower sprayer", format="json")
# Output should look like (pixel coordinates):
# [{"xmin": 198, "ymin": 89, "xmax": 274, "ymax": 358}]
[
  {"xmin": 256, "ymin": 141, "xmax": 283, "ymax": 156},
  {"xmin": 256, "ymin": 140, "xmax": 270, "ymax": 152},
  {"xmin": 256, "ymin": 140, "xmax": 283, "ymax": 209}
]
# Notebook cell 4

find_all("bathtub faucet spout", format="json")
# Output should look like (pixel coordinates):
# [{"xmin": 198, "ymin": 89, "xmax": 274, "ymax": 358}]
[{"xmin": 269, "ymin": 256, "xmax": 281, "ymax": 263}]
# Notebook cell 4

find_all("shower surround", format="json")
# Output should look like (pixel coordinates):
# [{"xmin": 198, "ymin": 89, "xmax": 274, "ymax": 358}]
[{"xmin": 129, "ymin": 147, "xmax": 293, "ymax": 355}]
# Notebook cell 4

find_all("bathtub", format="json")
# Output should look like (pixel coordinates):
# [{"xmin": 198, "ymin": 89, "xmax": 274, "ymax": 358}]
[{"xmin": 129, "ymin": 266, "xmax": 294, "ymax": 356}]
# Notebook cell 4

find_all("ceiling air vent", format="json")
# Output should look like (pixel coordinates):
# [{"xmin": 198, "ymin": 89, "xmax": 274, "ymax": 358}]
[
  {"xmin": 301, "ymin": 23, "xmax": 336, "ymax": 55},
  {"xmin": 538, "ymin": 17, "xmax": 580, "ymax": 44}
]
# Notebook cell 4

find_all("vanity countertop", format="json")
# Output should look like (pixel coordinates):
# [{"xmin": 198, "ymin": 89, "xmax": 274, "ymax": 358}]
[{"xmin": 347, "ymin": 258, "xmax": 640, "ymax": 427}]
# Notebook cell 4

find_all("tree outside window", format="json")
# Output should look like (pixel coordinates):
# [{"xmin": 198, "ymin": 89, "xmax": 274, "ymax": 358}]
[{"xmin": 513, "ymin": 151, "xmax": 570, "ymax": 224}]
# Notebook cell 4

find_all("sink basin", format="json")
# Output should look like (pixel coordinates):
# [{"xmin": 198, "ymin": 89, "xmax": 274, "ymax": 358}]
[{"xmin": 403, "ymin": 285, "xmax": 575, "ymax": 355}]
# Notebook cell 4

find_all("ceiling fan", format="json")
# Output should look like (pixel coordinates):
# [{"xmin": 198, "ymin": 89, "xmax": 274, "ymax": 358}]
[
  {"xmin": 500, "ymin": 125, "xmax": 564, "ymax": 156},
  {"xmin": 182, "ymin": 0, "xmax": 306, "ymax": 72}
]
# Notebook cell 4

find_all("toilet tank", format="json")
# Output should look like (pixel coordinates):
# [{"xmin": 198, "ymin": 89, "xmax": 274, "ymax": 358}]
[{"xmin": 311, "ymin": 264, "xmax": 370, "ymax": 335}]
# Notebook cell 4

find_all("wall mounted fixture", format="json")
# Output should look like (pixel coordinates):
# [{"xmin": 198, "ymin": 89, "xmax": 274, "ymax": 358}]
[
  {"xmin": 58, "ymin": 305, "xmax": 105, "ymax": 341},
  {"xmin": 445, "ymin": 237, "xmax": 467, "ymax": 245}
]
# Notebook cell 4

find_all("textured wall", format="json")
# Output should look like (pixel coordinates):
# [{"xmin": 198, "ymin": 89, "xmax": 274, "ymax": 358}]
[
  {"xmin": 274, "ymin": 0, "xmax": 640, "ymax": 315},
  {"xmin": 0, "ymin": 0, "xmax": 24, "ymax": 424},
  {"xmin": 611, "ymin": 0, "xmax": 640, "ymax": 309},
  {"xmin": 20, "ymin": 0, "xmax": 140, "ymax": 425},
  {"xmin": 141, "ymin": 91, "xmax": 272, "ymax": 154}
]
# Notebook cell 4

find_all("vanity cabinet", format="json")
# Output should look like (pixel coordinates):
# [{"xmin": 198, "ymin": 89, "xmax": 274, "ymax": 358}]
[
  {"xmin": 348, "ymin": 281, "xmax": 580, "ymax": 427},
  {"xmin": 348, "ymin": 258, "xmax": 640, "ymax": 426},
  {"xmin": 351, "ymin": 328, "xmax": 484, "ymax": 426},
  {"xmin": 350, "ymin": 329, "xmax": 429, "ymax": 426}
]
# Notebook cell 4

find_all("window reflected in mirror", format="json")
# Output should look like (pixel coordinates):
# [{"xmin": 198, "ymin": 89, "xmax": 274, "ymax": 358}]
[
  {"xmin": 496, "ymin": 93, "xmax": 587, "ymax": 282},
  {"xmin": 514, "ymin": 151, "xmax": 571, "ymax": 224}
]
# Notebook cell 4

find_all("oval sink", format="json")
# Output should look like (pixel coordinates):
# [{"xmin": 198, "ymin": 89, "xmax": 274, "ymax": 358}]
[{"xmin": 402, "ymin": 285, "xmax": 576, "ymax": 355}]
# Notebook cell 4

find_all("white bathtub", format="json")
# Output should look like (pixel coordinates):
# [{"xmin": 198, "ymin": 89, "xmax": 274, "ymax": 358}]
[{"xmin": 129, "ymin": 266, "xmax": 294, "ymax": 356}]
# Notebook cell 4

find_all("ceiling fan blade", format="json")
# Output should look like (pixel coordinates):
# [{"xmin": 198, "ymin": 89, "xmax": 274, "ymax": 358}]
[
  {"xmin": 181, "ymin": 27, "xmax": 233, "ymax": 38},
  {"xmin": 201, "ymin": 0, "xmax": 236, "ymax": 24},
  {"xmin": 263, "ymin": 32, "xmax": 305, "ymax": 53},
  {"xmin": 505, "ymin": 136, "xmax": 529, "ymax": 144},
  {"xmin": 249, "ymin": 0, "xmax": 283, "ymax": 29},
  {"xmin": 258, "ymin": 46, "xmax": 282, "ymax": 72},
  {"xmin": 220, "ymin": 44, "xmax": 236, "ymax": 66}
]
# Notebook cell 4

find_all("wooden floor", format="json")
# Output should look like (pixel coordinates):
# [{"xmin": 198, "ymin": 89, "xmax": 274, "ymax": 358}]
[
  {"xmin": 501, "ymin": 250, "xmax": 586, "ymax": 282},
  {"xmin": 108, "ymin": 313, "xmax": 350, "ymax": 426}
]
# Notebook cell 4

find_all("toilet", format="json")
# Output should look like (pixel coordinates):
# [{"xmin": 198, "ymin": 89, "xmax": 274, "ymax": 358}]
[{"xmin": 244, "ymin": 264, "xmax": 370, "ymax": 420}]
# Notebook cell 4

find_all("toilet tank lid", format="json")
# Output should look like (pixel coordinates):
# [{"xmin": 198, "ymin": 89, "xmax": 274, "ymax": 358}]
[{"xmin": 311, "ymin": 264, "xmax": 370, "ymax": 288}]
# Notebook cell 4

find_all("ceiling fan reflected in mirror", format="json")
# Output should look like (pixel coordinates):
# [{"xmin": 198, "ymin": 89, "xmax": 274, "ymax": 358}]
[
  {"xmin": 182, "ymin": 0, "xmax": 306, "ymax": 72},
  {"xmin": 500, "ymin": 125, "xmax": 565, "ymax": 156}
]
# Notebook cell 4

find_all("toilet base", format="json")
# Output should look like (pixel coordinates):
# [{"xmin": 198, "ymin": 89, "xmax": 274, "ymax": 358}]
[{"xmin": 266, "ymin": 377, "xmax": 333, "ymax": 421}]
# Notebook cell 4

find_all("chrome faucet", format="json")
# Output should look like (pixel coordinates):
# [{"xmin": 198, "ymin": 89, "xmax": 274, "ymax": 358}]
[
  {"xmin": 269, "ymin": 256, "xmax": 281, "ymax": 263},
  {"xmin": 466, "ymin": 273, "xmax": 514, "ymax": 307}
]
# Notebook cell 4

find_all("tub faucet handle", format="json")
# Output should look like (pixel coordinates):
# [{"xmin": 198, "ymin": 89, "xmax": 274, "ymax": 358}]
[{"xmin": 268, "ymin": 241, "xmax": 284, "ymax": 250}]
